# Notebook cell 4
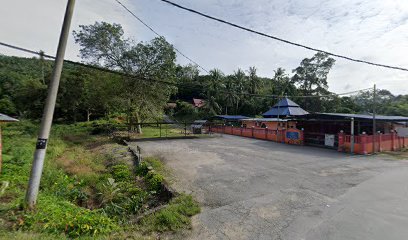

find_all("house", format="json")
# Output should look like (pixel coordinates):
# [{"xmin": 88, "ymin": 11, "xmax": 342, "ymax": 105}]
[
  {"xmin": 263, "ymin": 97, "xmax": 308, "ymax": 118},
  {"xmin": 192, "ymin": 98, "xmax": 205, "ymax": 108},
  {"xmin": 208, "ymin": 98, "xmax": 408, "ymax": 154},
  {"xmin": 295, "ymin": 113, "xmax": 408, "ymax": 153},
  {"xmin": 240, "ymin": 118, "xmax": 297, "ymax": 130},
  {"xmin": 191, "ymin": 120, "xmax": 208, "ymax": 134}
]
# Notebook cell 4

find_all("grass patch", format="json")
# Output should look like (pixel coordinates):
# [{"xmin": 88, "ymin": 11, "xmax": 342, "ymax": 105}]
[
  {"xmin": 0, "ymin": 121, "xmax": 200, "ymax": 239},
  {"xmin": 15, "ymin": 195, "xmax": 118, "ymax": 238},
  {"xmin": 143, "ymin": 157, "xmax": 171, "ymax": 180},
  {"xmin": 379, "ymin": 149, "xmax": 408, "ymax": 160},
  {"xmin": 140, "ymin": 194, "xmax": 200, "ymax": 232},
  {"xmin": 139, "ymin": 126, "xmax": 185, "ymax": 139}
]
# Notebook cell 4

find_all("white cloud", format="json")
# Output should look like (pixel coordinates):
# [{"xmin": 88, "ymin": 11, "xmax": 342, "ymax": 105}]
[{"xmin": 1, "ymin": 0, "xmax": 407, "ymax": 94}]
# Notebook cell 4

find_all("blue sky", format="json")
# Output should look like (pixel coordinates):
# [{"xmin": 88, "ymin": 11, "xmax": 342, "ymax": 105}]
[{"xmin": 1, "ymin": 0, "xmax": 407, "ymax": 94}]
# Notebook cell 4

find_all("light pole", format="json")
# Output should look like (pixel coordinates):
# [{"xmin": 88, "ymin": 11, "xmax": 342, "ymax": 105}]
[
  {"xmin": 25, "ymin": 0, "xmax": 76, "ymax": 208},
  {"xmin": 372, "ymin": 84, "xmax": 377, "ymax": 154}
]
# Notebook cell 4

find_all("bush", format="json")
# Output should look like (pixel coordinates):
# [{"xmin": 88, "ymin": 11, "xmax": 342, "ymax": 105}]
[
  {"xmin": 135, "ymin": 162, "xmax": 149, "ymax": 176},
  {"xmin": 145, "ymin": 172, "xmax": 164, "ymax": 192},
  {"xmin": 110, "ymin": 164, "xmax": 132, "ymax": 182}
]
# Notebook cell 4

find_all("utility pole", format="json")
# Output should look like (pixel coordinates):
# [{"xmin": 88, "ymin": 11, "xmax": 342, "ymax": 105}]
[
  {"xmin": 25, "ymin": 0, "xmax": 76, "ymax": 208},
  {"xmin": 350, "ymin": 117, "xmax": 354, "ymax": 154},
  {"xmin": 276, "ymin": 96, "xmax": 282, "ymax": 141},
  {"xmin": 372, "ymin": 84, "xmax": 377, "ymax": 154}
]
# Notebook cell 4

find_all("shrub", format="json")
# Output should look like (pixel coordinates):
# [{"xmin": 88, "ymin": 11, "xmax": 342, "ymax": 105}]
[
  {"xmin": 145, "ymin": 172, "xmax": 164, "ymax": 192},
  {"xmin": 110, "ymin": 164, "xmax": 132, "ymax": 182},
  {"xmin": 135, "ymin": 162, "xmax": 149, "ymax": 176}
]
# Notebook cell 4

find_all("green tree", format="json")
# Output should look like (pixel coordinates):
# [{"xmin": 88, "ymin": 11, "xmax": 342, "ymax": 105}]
[
  {"xmin": 291, "ymin": 52, "xmax": 336, "ymax": 112},
  {"xmin": 73, "ymin": 22, "xmax": 177, "ymax": 133},
  {"xmin": 247, "ymin": 66, "xmax": 261, "ymax": 95},
  {"xmin": 204, "ymin": 69, "xmax": 224, "ymax": 115}
]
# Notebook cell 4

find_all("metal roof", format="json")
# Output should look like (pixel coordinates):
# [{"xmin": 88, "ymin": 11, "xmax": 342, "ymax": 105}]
[
  {"xmin": 275, "ymin": 97, "xmax": 300, "ymax": 107},
  {"xmin": 263, "ymin": 98, "xmax": 309, "ymax": 117},
  {"xmin": 241, "ymin": 118, "xmax": 289, "ymax": 122},
  {"xmin": 0, "ymin": 113, "xmax": 19, "ymax": 122},
  {"xmin": 300, "ymin": 113, "xmax": 408, "ymax": 122},
  {"xmin": 212, "ymin": 115, "xmax": 250, "ymax": 120},
  {"xmin": 193, "ymin": 120, "xmax": 208, "ymax": 123}
]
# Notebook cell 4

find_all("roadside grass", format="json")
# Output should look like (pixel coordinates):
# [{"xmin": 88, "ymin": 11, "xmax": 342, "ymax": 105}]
[
  {"xmin": 140, "ymin": 126, "xmax": 185, "ymax": 138},
  {"xmin": 143, "ymin": 157, "xmax": 172, "ymax": 181},
  {"xmin": 0, "ymin": 121, "xmax": 200, "ymax": 239},
  {"xmin": 379, "ymin": 148, "xmax": 408, "ymax": 160},
  {"xmin": 140, "ymin": 194, "xmax": 200, "ymax": 232}
]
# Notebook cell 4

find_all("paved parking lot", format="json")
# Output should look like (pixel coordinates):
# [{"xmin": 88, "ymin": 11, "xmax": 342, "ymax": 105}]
[{"xmin": 131, "ymin": 135, "xmax": 408, "ymax": 240}]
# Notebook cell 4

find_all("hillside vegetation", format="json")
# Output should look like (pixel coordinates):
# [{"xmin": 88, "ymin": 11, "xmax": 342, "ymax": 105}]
[{"xmin": 0, "ymin": 121, "xmax": 200, "ymax": 239}]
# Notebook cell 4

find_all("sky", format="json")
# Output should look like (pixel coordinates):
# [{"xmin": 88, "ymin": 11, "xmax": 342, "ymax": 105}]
[{"xmin": 0, "ymin": 0, "xmax": 407, "ymax": 94}]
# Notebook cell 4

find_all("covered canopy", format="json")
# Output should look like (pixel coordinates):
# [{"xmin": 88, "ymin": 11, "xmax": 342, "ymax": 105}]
[
  {"xmin": 262, "ymin": 98, "xmax": 309, "ymax": 118},
  {"xmin": 0, "ymin": 113, "xmax": 19, "ymax": 122},
  {"xmin": 298, "ymin": 113, "xmax": 408, "ymax": 122},
  {"xmin": 241, "ymin": 118, "xmax": 289, "ymax": 122},
  {"xmin": 211, "ymin": 115, "xmax": 249, "ymax": 121}
]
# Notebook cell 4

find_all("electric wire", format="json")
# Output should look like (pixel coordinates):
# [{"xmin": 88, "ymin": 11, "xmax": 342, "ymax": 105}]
[
  {"xmin": 159, "ymin": 0, "xmax": 408, "ymax": 72},
  {"xmin": 0, "ymin": 41, "xmax": 372, "ymax": 99},
  {"xmin": 114, "ymin": 0, "xmax": 209, "ymax": 74}
]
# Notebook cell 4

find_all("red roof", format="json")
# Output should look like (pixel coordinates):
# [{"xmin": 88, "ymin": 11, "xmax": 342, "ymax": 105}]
[{"xmin": 192, "ymin": 98, "xmax": 205, "ymax": 108}]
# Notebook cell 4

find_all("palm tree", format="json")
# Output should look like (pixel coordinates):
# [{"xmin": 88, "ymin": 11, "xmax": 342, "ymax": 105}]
[
  {"xmin": 247, "ymin": 66, "xmax": 262, "ymax": 94},
  {"xmin": 224, "ymin": 76, "xmax": 239, "ymax": 115},
  {"xmin": 232, "ymin": 69, "xmax": 246, "ymax": 114},
  {"xmin": 208, "ymin": 69, "xmax": 224, "ymax": 95},
  {"xmin": 204, "ymin": 95, "xmax": 221, "ymax": 115},
  {"xmin": 206, "ymin": 69, "xmax": 224, "ymax": 115}
]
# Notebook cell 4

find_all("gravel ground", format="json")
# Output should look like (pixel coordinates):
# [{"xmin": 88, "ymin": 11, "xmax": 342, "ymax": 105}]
[{"xmin": 129, "ymin": 135, "xmax": 408, "ymax": 240}]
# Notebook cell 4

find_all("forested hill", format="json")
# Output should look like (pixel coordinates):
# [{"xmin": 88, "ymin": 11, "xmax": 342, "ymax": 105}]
[
  {"xmin": 0, "ymin": 54, "xmax": 121, "ymax": 122},
  {"xmin": 1, "ymin": 53, "xmax": 408, "ymax": 123}
]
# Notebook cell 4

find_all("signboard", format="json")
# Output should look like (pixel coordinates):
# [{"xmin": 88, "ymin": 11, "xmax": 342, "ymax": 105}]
[
  {"xmin": 286, "ymin": 131, "xmax": 299, "ymax": 140},
  {"xmin": 325, "ymin": 134, "xmax": 335, "ymax": 147},
  {"xmin": 396, "ymin": 127, "xmax": 408, "ymax": 137}
]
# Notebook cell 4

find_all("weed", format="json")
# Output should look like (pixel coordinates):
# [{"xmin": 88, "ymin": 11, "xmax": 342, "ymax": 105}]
[
  {"xmin": 135, "ymin": 162, "xmax": 149, "ymax": 176},
  {"xmin": 16, "ymin": 195, "xmax": 118, "ymax": 238},
  {"xmin": 110, "ymin": 164, "xmax": 132, "ymax": 182},
  {"xmin": 145, "ymin": 172, "xmax": 164, "ymax": 192},
  {"xmin": 140, "ymin": 194, "xmax": 200, "ymax": 232},
  {"xmin": 0, "ymin": 121, "xmax": 200, "ymax": 238}
]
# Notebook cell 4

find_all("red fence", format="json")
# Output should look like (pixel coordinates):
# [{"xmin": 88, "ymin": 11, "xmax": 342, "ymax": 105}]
[
  {"xmin": 210, "ymin": 125, "xmax": 304, "ymax": 145},
  {"xmin": 339, "ymin": 132, "xmax": 408, "ymax": 154}
]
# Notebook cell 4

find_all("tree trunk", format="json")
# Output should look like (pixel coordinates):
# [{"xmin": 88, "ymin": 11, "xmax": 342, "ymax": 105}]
[
  {"xmin": 135, "ymin": 111, "xmax": 142, "ymax": 134},
  {"xmin": 86, "ymin": 109, "xmax": 92, "ymax": 122}
]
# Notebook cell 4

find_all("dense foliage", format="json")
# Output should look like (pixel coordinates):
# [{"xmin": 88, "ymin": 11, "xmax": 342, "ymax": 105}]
[{"xmin": 1, "ymin": 21, "xmax": 407, "ymax": 126}]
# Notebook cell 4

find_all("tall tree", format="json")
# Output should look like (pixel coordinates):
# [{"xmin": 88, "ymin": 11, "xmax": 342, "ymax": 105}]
[
  {"xmin": 247, "ymin": 66, "xmax": 261, "ymax": 95},
  {"xmin": 205, "ymin": 69, "xmax": 224, "ymax": 115},
  {"xmin": 74, "ymin": 21, "xmax": 177, "ymax": 132},
  {"xmin": 291, "ymin": 52, "xmax": 335, "ymax": 112}
]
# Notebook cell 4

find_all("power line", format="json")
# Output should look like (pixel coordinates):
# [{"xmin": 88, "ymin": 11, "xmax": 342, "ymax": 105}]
[
  {"xmin": 0, "ymin": 41, "xmax": 372, "ymax": 99},
  {"xmin": 159, "ymin": 0, "xmax": 408, "ymax": 72},
  {"xmin": 114, "ymin": 0, "xmax": 209, "ymax": 74},
  {"xmin": 0, "ymin": 41, "xmax": 178, "ymax": 86}
]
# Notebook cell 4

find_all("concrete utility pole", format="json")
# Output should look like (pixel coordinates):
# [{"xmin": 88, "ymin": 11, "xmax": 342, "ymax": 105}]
[
  {"xmin": 350, "ymin": 117, "xmax": 355, "ymax": 154},
  {"xmin": 25, "ymin": 0, "xmax": 76, "ymax": 208},
  {"xmin": 372, "ymin": 84, "xmax": 377, "ymax": 154}
]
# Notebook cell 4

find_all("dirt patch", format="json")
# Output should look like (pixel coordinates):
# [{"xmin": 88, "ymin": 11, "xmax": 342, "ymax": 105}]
[{"xmin": 55, "ymin": 148, "xmax": 105, "ymax": 177}]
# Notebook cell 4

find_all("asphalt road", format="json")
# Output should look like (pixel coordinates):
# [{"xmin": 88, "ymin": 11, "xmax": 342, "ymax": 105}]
[{"xmin": 130, "ymin": 135, "xmax": 408, "ymax": 240}]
